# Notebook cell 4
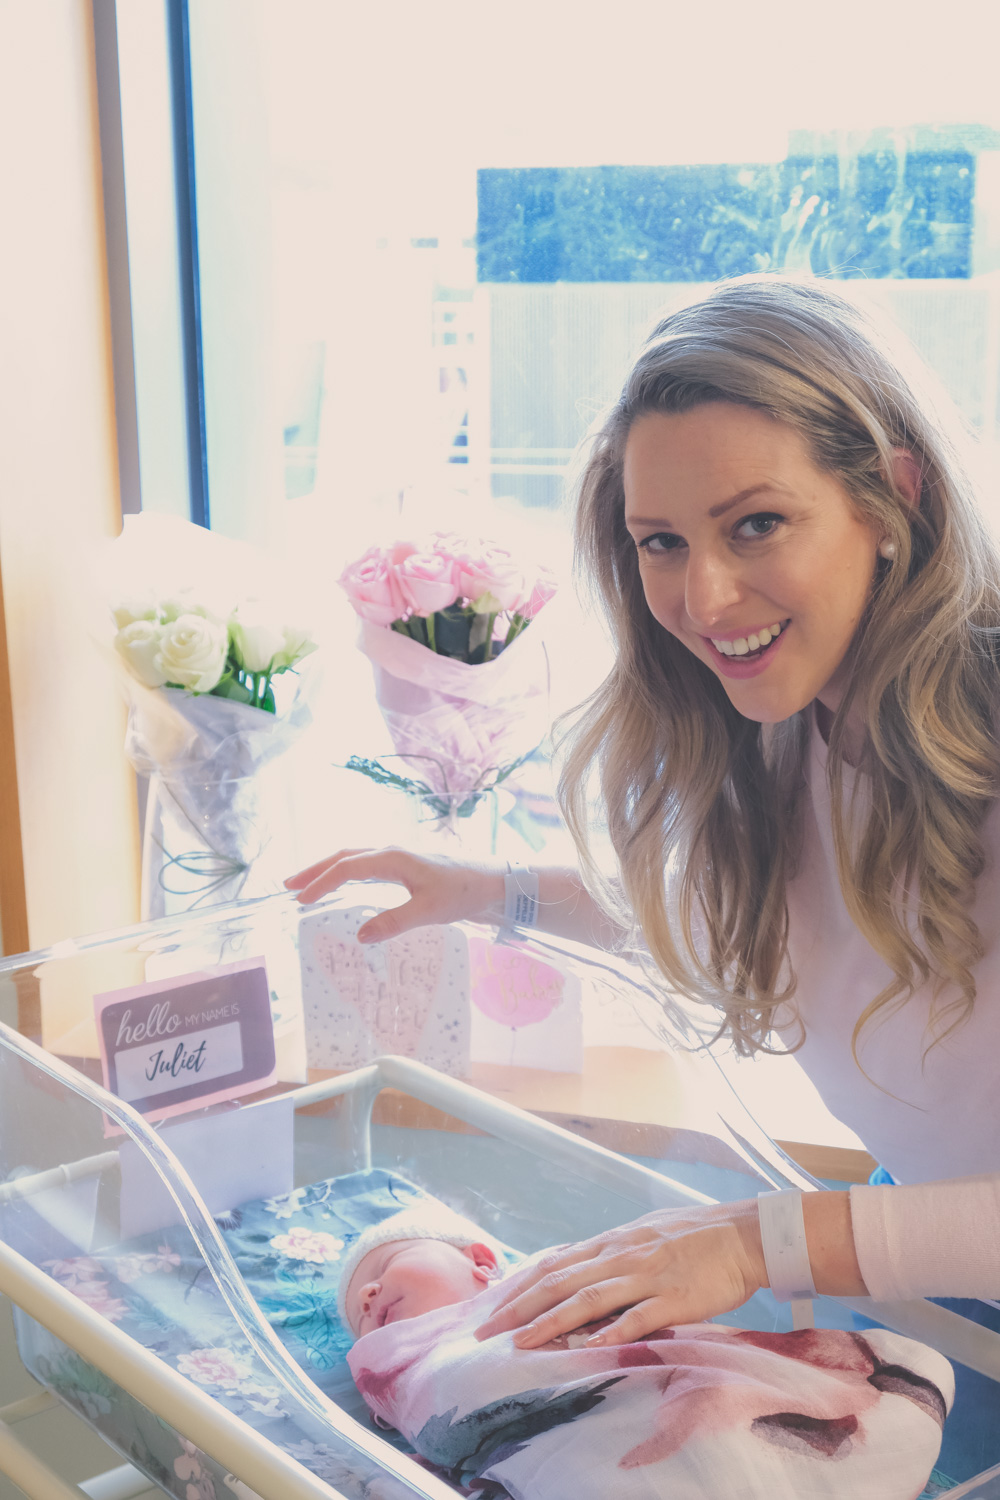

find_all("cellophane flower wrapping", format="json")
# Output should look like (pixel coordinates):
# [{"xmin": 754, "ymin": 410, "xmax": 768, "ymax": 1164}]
[
  {"xmin": 102, "ymin": 515, "xmax": 318, "ymax": 917},
  {"xmin": 358, "ymin": 618, "xmax": 550, "ymax": 820},
  {"xmin": 125, "ymin": 675, "xmax": 314, "ymax": 917},
  {"xmin": 339, "ymin": 532, "xmax": 557, "ymax": 829}
]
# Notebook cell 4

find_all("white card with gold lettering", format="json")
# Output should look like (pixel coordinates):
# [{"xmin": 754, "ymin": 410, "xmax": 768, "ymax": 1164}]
[{"xmin": 94, "ymin": 958, "xmax": 276, "ymax": 1125}]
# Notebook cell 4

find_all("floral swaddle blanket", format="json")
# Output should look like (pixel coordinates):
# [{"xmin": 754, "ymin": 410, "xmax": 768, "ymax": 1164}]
[{"xmin": 347, "ymin": 1266, "xmax": 954, "ymax": 1500}]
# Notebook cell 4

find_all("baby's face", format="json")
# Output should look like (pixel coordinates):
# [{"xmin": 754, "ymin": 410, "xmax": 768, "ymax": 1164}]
[{"xmin": 347, "ymin": 1238, "xmax": 498, "ymax": 1337}]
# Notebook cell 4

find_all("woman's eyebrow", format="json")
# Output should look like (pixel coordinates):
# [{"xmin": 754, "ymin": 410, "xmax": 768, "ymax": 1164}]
[
  {"xmin": 707, "ymin": 482, "xmax": 785, "ymax": 518},
  {"xmin": 627, "ymin": 482, "xmax": 790, "ymax": 531}
]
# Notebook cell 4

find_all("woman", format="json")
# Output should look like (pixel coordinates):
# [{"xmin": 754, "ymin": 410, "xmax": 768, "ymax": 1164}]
[{"xmin": 287, "ymin": 276, "xmax": 1000, "ymax": 1365}]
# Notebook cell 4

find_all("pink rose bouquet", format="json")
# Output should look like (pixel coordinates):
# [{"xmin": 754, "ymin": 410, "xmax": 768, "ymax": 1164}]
[
  {"xmin": 340, "ymin": 534, "xmax": 555, "ymax": 664},
  {"xmin": 339, "ymin": 535, "xmax": 557, "ymax": 822}
]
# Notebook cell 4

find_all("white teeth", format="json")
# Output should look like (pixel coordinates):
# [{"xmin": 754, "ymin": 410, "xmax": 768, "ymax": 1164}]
[{"xmin": 710, "ymin": 621, "xmax": 787, "ymax": 656}]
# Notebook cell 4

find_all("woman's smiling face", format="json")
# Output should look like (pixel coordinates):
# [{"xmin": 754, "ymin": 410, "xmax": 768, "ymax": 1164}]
[{"xmin": 623, "ymin": 403, "xmax": 882, "ymax": 725}]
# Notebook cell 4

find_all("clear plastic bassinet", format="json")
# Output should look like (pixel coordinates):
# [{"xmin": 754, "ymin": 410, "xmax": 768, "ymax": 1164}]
[{"xmin": 1, "ymin": 889, "xmax": 999, "ymax": 1500}]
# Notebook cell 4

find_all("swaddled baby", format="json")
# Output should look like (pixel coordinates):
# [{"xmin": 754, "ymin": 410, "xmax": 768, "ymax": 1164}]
[
  {"xmin": 338, "ymin": 1206, "xmax": 505, "ymax": 1337},
  {"xmin": 341, "ymin": 1208, "xmax": 953, "ymax": 1500}
]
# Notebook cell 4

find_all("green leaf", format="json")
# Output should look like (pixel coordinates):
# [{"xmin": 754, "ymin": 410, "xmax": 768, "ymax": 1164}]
[{"xmin": 505, "ymin": 613, "xmax": 529, "ymax": 647}]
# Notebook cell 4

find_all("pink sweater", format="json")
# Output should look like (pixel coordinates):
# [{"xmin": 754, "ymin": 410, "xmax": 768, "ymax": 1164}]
[{"xmin": 779, "ymin": 715, "xmax": 1000, "ymax": 1301}]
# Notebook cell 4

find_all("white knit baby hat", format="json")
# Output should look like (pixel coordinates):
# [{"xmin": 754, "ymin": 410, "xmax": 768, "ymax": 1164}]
[{"xmin": 337, "ymin": 1205, "xmax": 504, "ymax": 1331}]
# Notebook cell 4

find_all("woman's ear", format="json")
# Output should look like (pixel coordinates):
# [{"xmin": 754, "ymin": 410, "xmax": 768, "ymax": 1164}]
[{"xmin": 891, "ymin": 447, "xmax": 922, "ymax": 509}]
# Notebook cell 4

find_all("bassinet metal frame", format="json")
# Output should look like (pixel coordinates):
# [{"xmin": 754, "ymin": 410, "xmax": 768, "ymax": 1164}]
[{"xmin": 3, "ymin": 1052, "xmax": 1000, "ymax": 1500}]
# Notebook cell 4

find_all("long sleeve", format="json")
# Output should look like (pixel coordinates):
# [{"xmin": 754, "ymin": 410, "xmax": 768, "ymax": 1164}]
[{"xmin": 849, "ymin": 1174, "xmax": 1000, "ymax": 1302}]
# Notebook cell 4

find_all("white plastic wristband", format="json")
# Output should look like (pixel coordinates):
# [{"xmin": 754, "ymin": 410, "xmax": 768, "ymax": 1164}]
[
  {"xmin": 503, "ymin": 863, "xmax": 539, "ymax": 931},
  {"xmin": 758, "ymin": 1188, "xmax": 817, "ymax": 1304}
]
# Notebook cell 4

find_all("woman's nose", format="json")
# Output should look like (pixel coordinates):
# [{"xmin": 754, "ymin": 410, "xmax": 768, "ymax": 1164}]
[{"xmin": 683, "ymin": 548, "xmax": 744, "ymax": 630}]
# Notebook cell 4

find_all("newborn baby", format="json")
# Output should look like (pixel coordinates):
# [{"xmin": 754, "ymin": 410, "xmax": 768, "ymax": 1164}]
[
  {"xmin": 342, "ymin": 1208, "xmax": 953, "ymax": 1500},
  {"xmin": 337, "ymin": 1206, "xmax": 505, "ymax": 1336}
]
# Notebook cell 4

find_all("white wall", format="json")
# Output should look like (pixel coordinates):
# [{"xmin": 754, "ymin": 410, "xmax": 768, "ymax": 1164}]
[{"xmin": 0, "ymin": 0, "xmax": 140, "ymax": 950}]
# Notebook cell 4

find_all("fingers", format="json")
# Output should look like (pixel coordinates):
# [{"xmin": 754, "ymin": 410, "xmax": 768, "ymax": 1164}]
[
  {"xmin": 476, "ymin": 1208, "xmax": 764, "ymax": 1352},
  {"xmin": 285, "ymin": 847, "xmax": 449, "ymax": 942},
  {"xmin": 481, "ymin": 1269, "xmax": 733, "ymax": 1351},
  {"xmin": 479, "ymin": 1241, "xmax": 597, "ymax": 1320},
  {"xmin": 479, "ymin": 1242, "xmax": 575, "ymax": 1314},
  {"xmin": 503, "ymin": 1278, "xmax": 633, "ymax": 1349},
  {"xmin": 356, "ymin": 898, "xmax": 431, "ymax": 944},
  {"xmin": 583, "ymin": 1298, "xmax": 680, "ymax": 1347},
  {"xmin": 474, "ymin": 1243, "xmax": 608, "ymax": 1341},
  {"xmin": 285, "ymin": 849, "xmax": 367, "ymax": 893},
  {"xmin": 286, "ymin": 848, "xmax": 414, "ymax": 906}
]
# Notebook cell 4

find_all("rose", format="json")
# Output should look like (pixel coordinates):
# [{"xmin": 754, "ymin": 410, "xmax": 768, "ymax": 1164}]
[
  {"xmin": 273, "ymin": 624, "xmax": 318, "ymax": 670},
  {"xmin": 111, "ymin": 597, "xmax": 157, "ymax": 630},
  {"xmin": 396, "ymin": 550, "xmax": 461, "ymax": 616},
  {"xmin": 520, "ymin": 564, "xmax": 558, "ymax": 620},
  {"xmin": 457, "ymin": 543, "xmax": 527, "ymax": 613},
  {"xmin": 155, "ymin": 613, "xmax": 229, "ymax": 692},
  {"xmin": 160, "ymin": 592, "xmax": 214, "ymax": 623},
  {"xmin": 229, "ymin": 614, "xmax": 285, "ymax": 673},
  {"xmin": 339, "ymin": 546, "xmax": 407, "ymax": 625},
  {"xmin": 114, "ymin": 620, "xmax": 170, "ymax": 688}
]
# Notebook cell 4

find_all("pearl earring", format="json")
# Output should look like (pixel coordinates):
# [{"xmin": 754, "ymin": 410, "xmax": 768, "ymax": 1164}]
[{"xmin": 879, "ymin": 539, "xmax": 897, "ymax": 560}]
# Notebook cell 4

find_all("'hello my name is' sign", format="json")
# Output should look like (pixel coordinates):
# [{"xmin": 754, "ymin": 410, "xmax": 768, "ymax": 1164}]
[{"xmin": 94, "ymin": 958, "xmax": 277, "ymax": 1124}]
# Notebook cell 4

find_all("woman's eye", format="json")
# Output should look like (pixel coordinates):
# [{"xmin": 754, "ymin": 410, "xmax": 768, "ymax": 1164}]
[
  {"xmin": 735, "ymin": 512, "xmax": 782, "ymax": 540},
  {"xmin": 638, "ymin": 532, "xmax": 682, "ymax": 555}
]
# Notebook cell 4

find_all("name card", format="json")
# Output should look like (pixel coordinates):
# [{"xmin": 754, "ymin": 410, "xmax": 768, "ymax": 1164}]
[{"xmin": 94, "ymin": 958, "xmax": 277, "ymax": 1125}]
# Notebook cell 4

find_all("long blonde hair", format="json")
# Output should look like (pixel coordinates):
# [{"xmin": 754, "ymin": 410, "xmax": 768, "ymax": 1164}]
[{"xmin": 560, "ymin": 275, "xmax": 1000, "ymax": 1056}]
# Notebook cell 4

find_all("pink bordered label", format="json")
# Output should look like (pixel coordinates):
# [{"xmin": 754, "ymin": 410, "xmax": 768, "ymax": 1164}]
[{"xmin": 94, "ymin": 958, "xmax": 276, "ymax": 1127}]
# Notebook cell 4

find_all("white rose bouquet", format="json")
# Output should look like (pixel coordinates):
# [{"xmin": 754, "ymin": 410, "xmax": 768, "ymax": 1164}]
[
  {"xmin": 339, "ymin": 533, "xmax": 556, "ymax": 827},
  {"xmin": 113, "ymin": 601, "xmax": 315, "ymax": 711},
  {"xmin": 106, "ymin": 516, "xmax": 318, "ymax": 917}
]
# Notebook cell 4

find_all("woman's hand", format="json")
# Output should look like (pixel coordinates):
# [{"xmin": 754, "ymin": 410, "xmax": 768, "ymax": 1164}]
[
  {"xmin": 475, "ymin": 1201, "xmax": 768, "ymax": 1347},
  {"xmin": 284, "ymin": 848, "xmax": 503, "ymax": 944}
]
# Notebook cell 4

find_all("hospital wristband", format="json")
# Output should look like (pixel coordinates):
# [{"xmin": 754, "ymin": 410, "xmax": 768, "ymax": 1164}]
[
  {"xmin": 757, "ymin": 1188, "xmax": 818, "ymax": 1303},
  {"xmin": 503, "ymin": 863, "xmax": 539, "ymax": 931}
]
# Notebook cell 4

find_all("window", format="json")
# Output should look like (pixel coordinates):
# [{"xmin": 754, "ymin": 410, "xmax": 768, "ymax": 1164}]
[
  {"xmin": 167, "ymin": 4, "xmax": 1000, "ymax": 543},
  {"xmin": 103, "ymin": 1, "xmax": 1000, "ymax": 877}
]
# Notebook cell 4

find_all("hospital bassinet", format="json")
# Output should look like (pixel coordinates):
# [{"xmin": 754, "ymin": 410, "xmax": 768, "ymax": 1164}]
[{"xmin": 1, "ymin": 890, "xmax": 999, "ymax": 1500}]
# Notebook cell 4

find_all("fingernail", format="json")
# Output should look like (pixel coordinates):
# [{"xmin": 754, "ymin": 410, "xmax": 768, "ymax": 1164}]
[
  {"xmin": 586, "ymin": 1332, "xmax": 605, "ymax": 1346},
  {"xmin": 512, "ymin": 1327, "xmax": 538, "ymax": 1347}
]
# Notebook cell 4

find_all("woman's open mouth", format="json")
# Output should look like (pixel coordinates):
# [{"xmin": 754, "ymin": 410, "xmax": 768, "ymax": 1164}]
[{"xmin": 705, "ymin": 620, "xmax": 790, "ymax": 678}]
